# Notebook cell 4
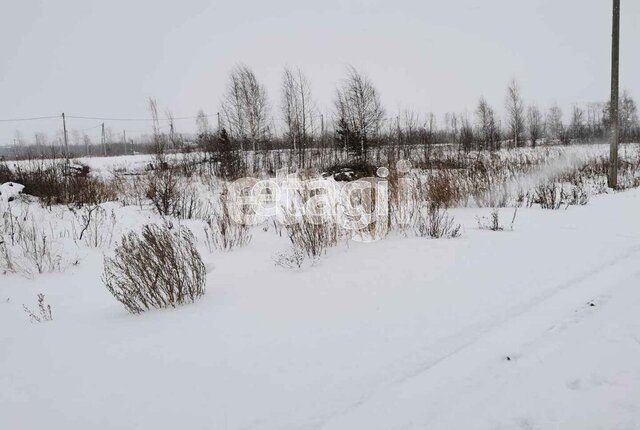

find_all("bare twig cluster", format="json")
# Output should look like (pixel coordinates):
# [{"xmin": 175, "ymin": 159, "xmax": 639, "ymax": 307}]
[{"xmin": 22, "ymin": 293, "xmax": 53, "ymax": 323}]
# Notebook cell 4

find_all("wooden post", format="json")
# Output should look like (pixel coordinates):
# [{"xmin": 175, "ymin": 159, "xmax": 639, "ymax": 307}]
[{"xmin": 608, "ymin": 0, "xmax": 620, "ymax": 189}]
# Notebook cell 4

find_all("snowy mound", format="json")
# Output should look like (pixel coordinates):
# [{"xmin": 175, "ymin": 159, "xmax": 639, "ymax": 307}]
[{"xmin": 0, "ymin": 182, "xmax": 25, "ymax": 203}]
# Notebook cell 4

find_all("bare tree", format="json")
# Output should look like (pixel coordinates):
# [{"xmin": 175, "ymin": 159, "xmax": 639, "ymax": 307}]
[
  {"xmin": 604, "ymin": 90, "xmax": 639, "ymax": 142},
  {"xmin": 165, "ymin": 109, "xmax": 181, "ymax": 150},
  {"xmin": 476, "ymin": 97, "xmax": 500, "ymax": 151},
  {"xmin": 221, "ymin": 69, "xmax": 246, "ymax": 146},
  {"xmin": 424, "ymin": 112, "xmax": 438, "ymax": 145},
  {"xmin": 281, "ymin": 67, "xmax": 316, "ymax": 155},
  {"xmin": 526, "ymin": 105, "xmax": 543, "ymax": 148},
  {"xmin": 334, "ymin": 66, "xmax": 384, "ymax": 160},
  {"xmin": 195, "ymin": 109, "xmax": 211, "ymax": 136},
  {"xmin": 587, "ymin": 102, "xmax": 605, "ymax": 139},
  {"xmin": 546, "ymin": 104, "xmax": 564, "ymax": 143},
  {"xmin": 570, "ymin": 105, "xmax": 586, "ymax": 142},
  {"xmin": 83, "ymin": 134, "xmax": 92, "ymax": 156},
  {"xmin": 221, "ymin": 65, "xmax": 271, "ymax": 151},
  {"xmin": 619, "ymin": 91, "xmax": 639, "ymax": 141},
  {"xmin": 459, "ymin": 114, "xmax": 475, "ymax": 152},
  {"xmin": 444, "ymin": 112, "xmax": 459, "ymax": 145},
  {"xmin": 71, "ymin": 130, "xmax": 81, "ymax": 147},
  {"xmin": 148, "ymin": 97, "xmax": 167, "ymax": 163},
  {"xmin": 400, "ymin": 109, "xmax": 420, "ymax": 145},
  {"xmin": 505, "ymin": 79, "xmax": 525, "ymax": 147}
]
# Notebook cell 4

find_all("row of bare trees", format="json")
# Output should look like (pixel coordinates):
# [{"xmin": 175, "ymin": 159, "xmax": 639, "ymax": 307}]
[
  {"xmin": 4, "ymin": 67, "xmax": 639, "ymax": 161},
  {"xmin": 217, "ymin": 64, "xmax": 384, "ymax": 160},
  {"xmin": 213, "ymin": 68, "xmax": 638, "ymax": 156}
]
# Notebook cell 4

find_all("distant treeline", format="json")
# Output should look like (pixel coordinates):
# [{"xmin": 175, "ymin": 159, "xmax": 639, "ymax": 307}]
[{"xmin": 2, "ymin": 66, "xmax": 638, "ymax": 162}]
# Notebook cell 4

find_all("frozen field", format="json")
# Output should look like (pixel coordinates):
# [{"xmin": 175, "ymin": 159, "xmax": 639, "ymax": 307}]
[
  {"xmin": 1, "ymin": 173, "xmax": 640, "ymax": 429},
  {"xmin": 3, "ymin": 0, "xmax": 639, "ymax": 428}
]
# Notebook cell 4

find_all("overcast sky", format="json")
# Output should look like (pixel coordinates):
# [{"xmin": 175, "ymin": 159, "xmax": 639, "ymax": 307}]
[{"xmin": 1, "ymin": 0, "xmax": 638, "ymax": 143}]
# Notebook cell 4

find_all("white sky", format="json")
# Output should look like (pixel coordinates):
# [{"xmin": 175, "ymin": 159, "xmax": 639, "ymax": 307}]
[{"xmin": 1, "ymin": 0, "xmax": 638, "ymax": 143}]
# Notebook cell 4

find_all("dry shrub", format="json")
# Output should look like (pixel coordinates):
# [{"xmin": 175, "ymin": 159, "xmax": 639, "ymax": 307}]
[
  {"xmin": 566, "ymin": 183, "xmax": 589, "ymax": 206},
  {"xmin": 387, "ymin": 172, "xmax": 422, "ymax": 233},
  {"xmin": 283, "ymin": 214, "xmax": 338, "ymax": 259},
  {"xmin": 66, "ymin": 175, "xmax": 118, "ymax": 206},
  {"xmin": 284, "ymin": 219, "xmax": 337, "ymax": 259},
  {"xmin": 174, "ymin": 183, "xmax": 209, "ymax": 220},
  {"xmin": 5, "ymin": 160, "xmax": 116, "ymax": 207},
  {"xmin": 414, "ymin": 203, "xmax": 461, "ymax": 239},
  {"xmin": 145, "ymin": 169, "xmax": 206, "ymax": 219},
  {"xmin": 146, "ymin": 168, "xmax": 179, "ymax": 216},
  {"xmin": 532, "ymin": 182, "xmax": 564, "ymax": 210},
  {"xmin": 103, "ymin": 223, "xmax": 206, "ymax": 314},
  {"xmin": 23, "ymin": 293, "xmax": 53, "ymax": 323},
  {"xmin": 114, "ymin": 175, "xmax": 147, "ymax": 208},
  {"xmin": 274, "ymin": 246, "xmax": 306, "ymax": 269},
  {"xmin": 427, "ymin": 170, "xmax": 463, "ymax": 207},
  {"xmin": 343, "ymin": 177, "xmax": 389, "ymax": 242},
  {"xmin": 0, "ymin": 162, "xmax": 12, "ymax": 183},
  {"xmin": 476, "ymin": 209, "xmax": 504, "ymax": 231},
  {"xmin": 279, "ymin": 181, "xmax": 340, "ymax": 259},
  {"xmin": 204, "ymin": 190, "xmax": 252, "ymax": 251},
  {"xmin": 71, "ymin": 205, "xmax": 117, "ymax": 248},
  {"xmin": 17, "ymin": 221, "xmax": 62, "ymax": 274},
  {"xmin": 0, "ymin": 214, "xmax": 63, "ymax": 276}
]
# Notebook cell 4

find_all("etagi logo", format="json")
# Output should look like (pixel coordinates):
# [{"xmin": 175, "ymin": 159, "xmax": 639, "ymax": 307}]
[{"xmin": 223, "ymin": 160, "xmax": 413, "ymax": 243}]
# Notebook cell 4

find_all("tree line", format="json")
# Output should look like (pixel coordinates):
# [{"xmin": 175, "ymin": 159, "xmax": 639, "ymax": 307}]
[
  {"xmin": 198, "ymin": 65, "xmax": 639, "ymax": 158},
  {"xmin": 2, "ymin": 65, "xmax": 639, "ymax": 161}
]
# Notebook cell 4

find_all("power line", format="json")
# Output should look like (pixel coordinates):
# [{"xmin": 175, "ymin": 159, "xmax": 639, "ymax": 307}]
[
  {"xmin": 0, "ymin": 113, "xmax": 218, "ymax": 123},
  {"xmin": 0, "ymin": 115, "xmax": 60, "ymax": 123},
  {"xmin": 77, "ymin": 123, "xmax": 103, "ymax": 132},
  {"xmin": 66, "ymin": 114, "xmax": 215, "ymax": 122}
]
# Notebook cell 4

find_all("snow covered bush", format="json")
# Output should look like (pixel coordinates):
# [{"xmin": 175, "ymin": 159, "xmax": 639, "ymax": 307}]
[
  {"xmin": 533, "ymin": 182, "xmax": 564, "ymax": 209},
  {"xmin": 566, "ymin": 183, "xmax": 589, "ymax": 206},
  {"xmin": 103, "ymin": 223, "xmax": 206, "ymax": 314},
  {"xmin": 0, "ymin": 181, "xmax": 24, "ymax": 203}
]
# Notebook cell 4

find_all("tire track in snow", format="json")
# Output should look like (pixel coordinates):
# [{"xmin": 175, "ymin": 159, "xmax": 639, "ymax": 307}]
[{"xmin": 313, "ymin": 243, "xmax": 640, "ymax": 429}]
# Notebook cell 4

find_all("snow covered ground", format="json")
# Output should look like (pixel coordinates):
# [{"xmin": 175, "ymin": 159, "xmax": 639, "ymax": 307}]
[
  {"xmin": 1, "ymin": 180, "xmax": 640, "ymax": 429},
  {"xmin": 5, "ymin": 142, "xmax": 629, "ymax": 178}
]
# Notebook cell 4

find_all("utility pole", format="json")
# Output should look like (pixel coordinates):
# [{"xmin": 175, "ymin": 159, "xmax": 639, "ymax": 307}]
[
  {"xmin": 123, "ymin": 130, "xmax": 126, "ymax": 155},
  {"xmin": 608, "ymin": 0, "xmax": 621, "ymax": 189},
  {"xmin": 62, "ymin": 112, "xmax": 69, "ymax": 165},
  {"xmin": 217, "ymin": 112, "xmax": 221, "ymax": 130},
  {"xmin": 101, "ymin": 122, "xmax": 106, "ymax": 156}
]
